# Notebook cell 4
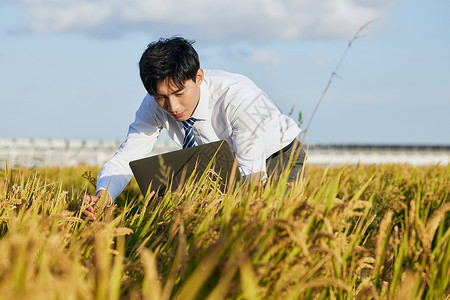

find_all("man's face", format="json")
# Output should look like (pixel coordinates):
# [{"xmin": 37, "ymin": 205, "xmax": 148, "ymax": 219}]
[{"xmin": 153, "ymin": 69, "xmax": 204, "ymax": 122}]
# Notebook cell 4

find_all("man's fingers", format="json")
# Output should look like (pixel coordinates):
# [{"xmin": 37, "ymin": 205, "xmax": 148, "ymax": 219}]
[
  {"xmin": 81, "ymin": 208, "xmax": 91, "ymax": 217},
  {"xmin": 81, "ymin": 208, "xmax": 96, "ymax": 221},
  {"xmin": 77, "ymin": 194, "xmax": 104, "ymax": 221},
  {"xmin": 83, "ymin": 195, "xmax": 95, "ymax": 204},
  {"xmin": 78, "ymin": 195, "xmax": 98, "ymax": 209}
]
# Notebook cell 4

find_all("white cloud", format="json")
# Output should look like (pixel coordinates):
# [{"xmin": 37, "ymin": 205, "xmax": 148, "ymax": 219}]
[
  {"xmin": 14, "ymin": 0, "xmax": 396, "ymax": 41},
  {"xmin": 27, "ymin": 2, "xmax": 112, "ymax": 33},
  {"xmin": 246, "ymin": 50, "xmax": 283, "ymax": 66}
]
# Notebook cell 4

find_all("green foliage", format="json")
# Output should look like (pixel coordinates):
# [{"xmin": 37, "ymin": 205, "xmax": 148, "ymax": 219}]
[
  {"xmin": 0, "ymin": 164, "xmax": 449, "ymax": 299},
  {"xmin": 298, "ymin": 110, "xmax": 303, "ymax": 128}
]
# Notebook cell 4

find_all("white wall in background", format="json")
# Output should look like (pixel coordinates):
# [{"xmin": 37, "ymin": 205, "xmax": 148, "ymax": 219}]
[{"xmin": 0, "ymin": 139, "xmax": 449, "ymax": 168}]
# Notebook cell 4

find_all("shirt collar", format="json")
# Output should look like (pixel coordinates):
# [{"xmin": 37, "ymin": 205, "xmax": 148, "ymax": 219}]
[{"xmin": 190, "ymin": 81, "xmax": 209, "ymax": 121}]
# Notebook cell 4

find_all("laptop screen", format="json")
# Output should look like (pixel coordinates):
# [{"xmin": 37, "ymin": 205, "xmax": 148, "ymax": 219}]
[{"xmin": 129, "ymin": 140, "xmax": 242, "ymax": 197}]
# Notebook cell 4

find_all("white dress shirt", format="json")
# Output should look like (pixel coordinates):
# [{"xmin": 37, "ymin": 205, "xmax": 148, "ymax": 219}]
[{"xmin": 97, "ymin": 70, "xmax": 301, "ymax": 200}]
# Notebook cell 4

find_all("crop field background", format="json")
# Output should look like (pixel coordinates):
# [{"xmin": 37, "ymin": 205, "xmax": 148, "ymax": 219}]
[{"xmin": 0, "ymin": 162, "xmax": 449, "ymax": 299}]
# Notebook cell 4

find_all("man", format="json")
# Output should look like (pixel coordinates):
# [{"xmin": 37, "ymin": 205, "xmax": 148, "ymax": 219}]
[{"xmin": 79, "ymin": 37, "xmax": 305, "ymax": 220}]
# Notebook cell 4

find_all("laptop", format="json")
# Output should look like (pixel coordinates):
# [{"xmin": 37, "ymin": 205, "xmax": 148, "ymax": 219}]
[{"xmin": 129, "ymin": 140, "xmax": 242, "ymax": 197}]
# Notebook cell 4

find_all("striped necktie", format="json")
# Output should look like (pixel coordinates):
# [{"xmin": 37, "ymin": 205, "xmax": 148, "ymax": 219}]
[{"xmin": 182, "ymin": 117, "xmax": 197, "ymax": 149}]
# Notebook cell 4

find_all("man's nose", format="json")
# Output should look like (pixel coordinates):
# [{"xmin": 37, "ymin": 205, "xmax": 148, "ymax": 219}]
[{"xmin": 167, "ymin": 97, "xmax": 180, "ymax": 112}]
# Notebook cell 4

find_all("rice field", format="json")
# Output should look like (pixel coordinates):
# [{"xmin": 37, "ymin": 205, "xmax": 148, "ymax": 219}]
[{"xmin": 0, "ymin": 162, "xmax": 449, "ymax": 299}]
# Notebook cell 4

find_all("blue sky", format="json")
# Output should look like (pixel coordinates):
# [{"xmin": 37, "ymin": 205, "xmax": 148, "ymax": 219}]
[{"xmin": 0, "ymin": 0, "xmax": 449, "ymax": 145}]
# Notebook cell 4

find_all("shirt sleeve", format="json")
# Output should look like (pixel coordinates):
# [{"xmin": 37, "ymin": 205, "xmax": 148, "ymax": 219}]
[
  {"xmin": 96, "ymin": 96, "xmax": 163, "ymax": 201},
  {"xmin": 229, "ymin": 91, "xmax": 272, "ymax": 180}
]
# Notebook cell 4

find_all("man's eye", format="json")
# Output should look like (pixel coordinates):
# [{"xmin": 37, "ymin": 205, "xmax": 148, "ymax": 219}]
[{"xmin": 175, "ymin": 92, "xmax": 184, "ymax": 96}]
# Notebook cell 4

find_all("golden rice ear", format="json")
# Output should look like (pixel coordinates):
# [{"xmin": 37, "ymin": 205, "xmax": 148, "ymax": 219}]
[
  {"xmin": 420, "ymin": 202, "xmax": 450, "ymax": 253},
  {"xmin": 372, "ymin": 210, "xmax": 393, "ymax": 281},
  {"xmin": 141, "ymin": 249, "xmax": 163, "ymax": 299}
]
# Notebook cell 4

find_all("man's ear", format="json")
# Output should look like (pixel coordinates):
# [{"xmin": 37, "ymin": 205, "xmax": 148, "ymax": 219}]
[{"xmin": 196, "ymin": 69, "xmax": 204, "ymax": 86}]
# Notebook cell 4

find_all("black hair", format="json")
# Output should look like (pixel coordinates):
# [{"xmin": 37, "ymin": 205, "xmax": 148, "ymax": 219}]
[{"xmin": 139, "ymin": 37, "xmax": 200, "ymax": 96}]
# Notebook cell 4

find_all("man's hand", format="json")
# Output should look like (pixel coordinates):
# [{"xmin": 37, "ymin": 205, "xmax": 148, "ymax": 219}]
[{"xmin": 77, "ymin": 190, "xmax": 112, "ymax": 221}]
